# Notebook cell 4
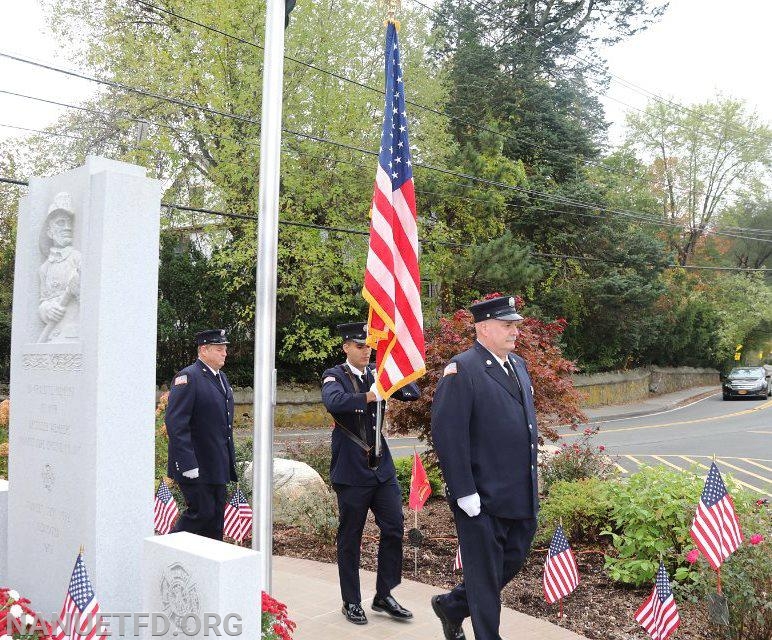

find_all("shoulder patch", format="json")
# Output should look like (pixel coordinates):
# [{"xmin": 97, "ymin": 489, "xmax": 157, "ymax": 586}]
[
  {"xmin": 323, "ymin": 376, "xmax": 336, "ymax": 384},
  {"xmin": 174, "ymin": 374, "xmax": 188, "ymax": 386},
  {"xmin": 443, "ymin": 362, "xmax": 458, "ymax": 376}
]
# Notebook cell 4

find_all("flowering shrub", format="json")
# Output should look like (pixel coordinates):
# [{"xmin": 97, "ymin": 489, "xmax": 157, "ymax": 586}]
[
  {"xmin": 0, "ymin": 588, "xmax": 52, "ymax": 639},
  {"xmin": 539, "ymin": 426, "xmax": 617, "ymax": 494},
  {"xmin": 261, "ymin": 592, "xmax": 296, "ymax": 640}
]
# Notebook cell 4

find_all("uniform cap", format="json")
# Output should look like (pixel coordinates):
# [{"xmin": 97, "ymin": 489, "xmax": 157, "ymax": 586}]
[
  {"xmin": 470, "ymin": 296, "xmax": 524, "ymax": 322},
  {"xmin": 195, "ymin": 328, "xmax": 230, "ymax": 345},
  {"xmin": 336, "ymin": 322, "xmax": 368, "ymax": 345}
]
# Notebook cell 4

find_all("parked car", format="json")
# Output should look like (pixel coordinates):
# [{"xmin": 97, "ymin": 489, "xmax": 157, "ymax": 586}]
[{"xmin": 722, "ymin": 366, "xmax": 771, "ymax": 400}]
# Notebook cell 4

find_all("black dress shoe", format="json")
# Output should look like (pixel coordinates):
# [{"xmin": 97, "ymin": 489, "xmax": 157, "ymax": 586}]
[
  {"xmin": 342, "ymin": 602, "xmax": 368, "ymax": 625},
  {"xmin": 431, "ymin": 595, "xmax": 466, "ymax": 640},
  {"xmin": 372, "ymin": 594, "xmax": 413, "ymax": 620}
]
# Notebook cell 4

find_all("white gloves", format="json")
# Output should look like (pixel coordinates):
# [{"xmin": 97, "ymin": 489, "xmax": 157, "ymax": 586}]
[
  {"xmin": 369, "ymin": 383, "xmax": 383, "ymax": 402},
  {"xmin": 457, "ymin": 492, "xmax": 481, "ymax": 517},
  {"xmin": 182, "ymin": 467, "xmax": 200, "ymax": 479}
]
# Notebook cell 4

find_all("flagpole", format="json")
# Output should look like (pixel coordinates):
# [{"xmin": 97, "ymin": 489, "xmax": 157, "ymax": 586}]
[
  {"xmin": 413, "ymin": 446, "xmax": 418, "ymax": 576},
  {"xmin": 252, "ymin": 0, "xmax": 287, "ymax": 592}
]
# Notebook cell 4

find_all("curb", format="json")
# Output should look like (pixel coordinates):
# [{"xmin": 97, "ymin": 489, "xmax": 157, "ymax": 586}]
[{"xmin": 584, "ymin": 388, "xmax": 720, "ymax": 423}]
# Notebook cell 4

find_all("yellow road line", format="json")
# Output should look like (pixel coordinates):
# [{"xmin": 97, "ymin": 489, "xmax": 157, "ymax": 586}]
[
  {"xmin": 741, "ymin": 458, "xmax": 772, "ymax": 472},
  {"xmin": 650, "ymin": 455, "xmax": 686, "ymax": 471},
  {"xmin": 614, "ymin": 463, "xmax": 628, "ymax": 474},
  {"xmin": 624, "ymin": 454, "xmax": 642, "ymax": 465},
  {"xmin": 713, "ymin": 459, "xmax": 772, "ymax": 485},
  {"xmin": 678, "ymin": 456, "xmax": 767, "ymax": 494},
  {"xmin": 561, "ymin": 400, "xmax": 772, "ymax": 438},
  {"xmin": 748, "ymin": 430, "xmax": 772, "ymax": 434}
]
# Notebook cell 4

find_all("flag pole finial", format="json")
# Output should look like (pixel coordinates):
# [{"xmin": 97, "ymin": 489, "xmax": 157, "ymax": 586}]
[{"xmin": 380, "ymin": 0, "xmax": 401, "ymax": 27}]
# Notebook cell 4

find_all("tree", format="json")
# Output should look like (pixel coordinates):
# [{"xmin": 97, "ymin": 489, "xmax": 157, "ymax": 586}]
[
  {"xmin": 723, "ymin": 197, "xmax": 772, "ymax": 272},
  {"xmin": 625, "ymin": 97, "xmax": 772, "ymax": 265},
  {"xmin": 388, "ymin": 298, "xmax": 586, "ymax": 459},
  {"xmin": 0, "ymin": 146, "xmax": 21, "ymax": 381}
]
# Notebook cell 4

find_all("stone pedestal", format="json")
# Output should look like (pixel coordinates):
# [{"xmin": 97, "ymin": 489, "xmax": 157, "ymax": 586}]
[
  {"xmin": 6, "ymin": 157, "xmax": 162, "ymax": 615},
  {"xmin": 142, "ymin": 533, "xmax": 261, "ymax": 640}
]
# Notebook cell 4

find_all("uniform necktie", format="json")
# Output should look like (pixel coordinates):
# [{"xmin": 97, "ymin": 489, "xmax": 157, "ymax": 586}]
[
  {"xmin": 215, "ymin": 372, "xmax": 226, "ymax": 393},
  {"xmin": 503, "ymin": 360, "xmax": 521, "ymax": 393}
]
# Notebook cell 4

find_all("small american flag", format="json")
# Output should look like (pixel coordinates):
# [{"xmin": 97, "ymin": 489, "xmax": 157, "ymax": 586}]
[
  {"xmin": 362, "ymin": 21, "xmax": 426, "ymax": 398},
  {"xmin": 689, "ymin": 462, "xmax": 743, "ymax": 569},
  {"xmin": 224, "ymin": 488, "xmax": 253, "ymax": 543},
  {"xmin": 634, "ymin": 563, "xmax": 680, "ymax": 640},
  {"xmin": 153, "ymin": 479, "xmax": 179, "ymax": 535},
  {"xmin": 52, "ymin": 553, "xmax": 107, "ymax": 640},
  {"xmin": 453, "ymin": 545, "xmax": 462, "ymax": 571},
  {"xmin": 543, "ymin": 526, "xmax": 579, "ymax": 604}
]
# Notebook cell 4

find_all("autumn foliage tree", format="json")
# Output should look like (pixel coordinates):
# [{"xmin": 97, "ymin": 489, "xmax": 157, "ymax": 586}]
[{"xmin": 388, "ymin": 296, "xmax": 586, "ymax": 458}]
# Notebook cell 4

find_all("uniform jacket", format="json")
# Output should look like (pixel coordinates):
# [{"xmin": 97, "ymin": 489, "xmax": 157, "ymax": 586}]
[
  {"xmin": 431, "ymin": 341, "xmax": 539, "ymax": 519},
  {"xmin": 165, "ymin": 359, "xmax": 238, "ymax": 484},
  {"xmin": 321, "ymin": 363, "xmax": 419, "ymax": 486}
]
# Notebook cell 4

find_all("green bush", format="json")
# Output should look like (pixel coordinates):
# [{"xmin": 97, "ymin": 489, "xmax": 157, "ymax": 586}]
[
  {"xmin": 603, "ymin": 465, "xmax": 710, "ymax": 586},
  {"xmin": 536, "ymin": 477, "xmax": 613, "ymax": 546},
  {"xmin": 539, "ymin": 427, "xmax": 618, "ymax": 494},
  {"xmin": 278, "ymin": 489, "xmax": 339, "ymax": 544},
  {"xmin": 393, "ymin": 454, "xmax": 444, "ymax": 504},
  {"xmin": 675, "ymin": 501, "xmax": 771, "ymax": 640},
  {"xmin": 282, "ymin": 437, "xmax": 332, "ymax": 487}
]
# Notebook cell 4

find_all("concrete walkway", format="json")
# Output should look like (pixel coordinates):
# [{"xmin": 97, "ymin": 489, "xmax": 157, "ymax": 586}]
[{"xmin": 273, "ymin": 555, "xmax": 588, "ymax": 640}]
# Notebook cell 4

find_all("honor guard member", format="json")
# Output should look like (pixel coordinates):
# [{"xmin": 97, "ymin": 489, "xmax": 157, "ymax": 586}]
[
  {"xmin": 166, "ymin": 329, "xmax": 237, "ymax": 540},
  {"xmin": 321, "ymin": 322, "xmax": 420, "ymax": 626},
  {"xmin": 430, "ymin": 296, "xmax": 539, "ymax": 640}
]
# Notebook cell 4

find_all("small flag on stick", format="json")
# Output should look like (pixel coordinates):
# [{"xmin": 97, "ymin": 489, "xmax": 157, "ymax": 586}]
[
  {"xmin": 408, "ymin": 451, "xmax": 431, "ymax": 511},
  {"xmin": 453, "ymin": 546, "xmax": 463, "ymax": 571},
  {"xmin": 689, "ymin": 462, "xmax": 743, "ymax": 570},
  {"xmin": 224, "ymin": 487, "xmax": 254, "ymax": 543},
  {"xmin": 634, "ymin": 563, "xmax": 680, "ymax": 640},
  {"xmin": 52, "ymin": 551, "xmax": 107, "ymax": 640},
  {"xmin": 153, "ymin": 479, "xmax": 179, "ymax": 535},
  {"xmin": 543, "ymin": 526, "xmax": 579, "ymax": 605}
]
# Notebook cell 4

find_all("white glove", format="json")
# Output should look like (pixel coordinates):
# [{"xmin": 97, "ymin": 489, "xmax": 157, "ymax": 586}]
[
  {"xmin": 369, "ymin": 382, "xmax": 383, "ymax": 402},
  {"xmin": 457, "ymin": 493, "xmax": 481, "ymax": 517},
  {"xmin": 182, "ymin": 467, "xmax": 199, "ymax": 479}
]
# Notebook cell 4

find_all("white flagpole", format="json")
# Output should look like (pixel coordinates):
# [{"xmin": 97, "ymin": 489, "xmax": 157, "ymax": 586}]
[{"xmin": 252, "ymin": 0, "xmax": 286, "ymax": 592}]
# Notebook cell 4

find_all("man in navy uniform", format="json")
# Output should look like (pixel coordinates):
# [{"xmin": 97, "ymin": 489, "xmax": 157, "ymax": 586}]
[
  {"xmin": 166, "ymin": 328, "xmax": 237, "ymax": 540},
  {"xmin": 321, "ymin": 322, "xmax": 420, "ymax": 625},
  {"xmin": 430, "ymin": 296, "xmax": 539, "ymax": 640}
]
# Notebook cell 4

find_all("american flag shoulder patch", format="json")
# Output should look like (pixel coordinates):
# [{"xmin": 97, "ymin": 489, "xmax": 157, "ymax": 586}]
[
  {"xmin": 323, "ymin": 376, "xmax": 336, "ymax": 384},
  {"xmin": 443, "ymin": 362, "xmax": 458, "ymax": 376},
  {"xmin": 174, "ymin": 374, "xmax": 188, "ymax": 386}
]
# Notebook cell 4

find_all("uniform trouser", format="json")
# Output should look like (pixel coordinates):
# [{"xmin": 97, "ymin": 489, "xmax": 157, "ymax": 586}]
[
  {"xmin": 174, "ymin": 481, "xmax": 227, "ymax": 540},
  {"xmin": 440, "ymin": 502, "xmax": 537, "ymax": 640},
  {"xmin": 332, "ymin": 480, "xmax": 404, "ymax": 604}
]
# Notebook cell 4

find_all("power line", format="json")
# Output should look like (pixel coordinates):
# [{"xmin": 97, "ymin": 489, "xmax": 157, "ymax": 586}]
[
  {"xmin": 1, "ymin": 70, "xmax": 769, "ymax": 245},
  {"xmin": 0, "ymin": 174, "xmax": 768, "ymax": 272}
]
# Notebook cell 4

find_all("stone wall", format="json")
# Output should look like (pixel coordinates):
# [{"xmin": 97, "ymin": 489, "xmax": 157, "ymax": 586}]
[{"xmin": 572, "ymin": 366, "xmax": 719, "ymax": 408}]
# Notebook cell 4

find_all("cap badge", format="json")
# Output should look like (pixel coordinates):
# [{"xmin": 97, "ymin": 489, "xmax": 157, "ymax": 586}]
[
  {"xmin": 220, "ymin": 329, "xmax": 225, "ymax": 336},
  {"xmin": 508, "ymin": 297, "xmax": 515, "ymax": 307}
]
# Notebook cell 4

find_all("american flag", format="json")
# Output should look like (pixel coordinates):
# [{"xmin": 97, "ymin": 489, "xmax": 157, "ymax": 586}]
[
  {"xmin": 224, "ymin": 488, "xmax": 253, "ymax": 543},
  {"xmin": 542, "ymin": 526, "xmax": 579, "ymax": 604},
  {"xmin": 634, "ymin": 563, "xmax": 680, "ymax": 640},
  {"xmin": 52, "ymin": 553, "xmax": 107, "ymax": 640},
  {"xmin": 362, "ymin": 21, "xmax": 425, "ymax": 398},
  {"xmin": 453, "ymin": 545, "xmax": 462, "ymax": 571},
  {"xmin": 153, "ymin": 479, "xmax": 179, "ymax": 535},
  {"xmin": 689, "ymin": 462, "xmax": 743, "ymax": 569}
]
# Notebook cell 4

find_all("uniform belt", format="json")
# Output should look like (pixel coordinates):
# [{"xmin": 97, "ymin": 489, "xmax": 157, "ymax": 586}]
[{"xmin": 333, "ymin": 421, "xmax": 382, "ymax": 470}]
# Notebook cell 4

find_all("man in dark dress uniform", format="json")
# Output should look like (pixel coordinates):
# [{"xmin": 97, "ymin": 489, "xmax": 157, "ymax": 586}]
[
  {"xmin": 430, "ymin": 296, "xmax": 539, "ymax": 640},
  {"xmin": 165, "ymin": 328, "xmax": 237, "ymax": 540},
  {"xmin": 321, "ymin": 322, "xmax": 420, "ymax": 625}
]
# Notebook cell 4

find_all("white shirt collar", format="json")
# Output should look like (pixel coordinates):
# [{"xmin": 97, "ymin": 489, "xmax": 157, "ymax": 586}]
[
  {"xmin": 346, "ymin": 361, "xmax": 365, "ymax": 378},
  {"xmin": 477, "ymin": 341, "xmax": 510, "ymax": 370},
  {"xmin": 199, "ymin": 359, "xmax": 220, "ymax": 376}
]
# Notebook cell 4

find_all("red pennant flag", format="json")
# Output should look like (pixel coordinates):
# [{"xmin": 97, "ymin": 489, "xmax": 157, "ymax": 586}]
[{"xmin": 408, "ymin": 452, "xmax": 431, "ymax": 510}]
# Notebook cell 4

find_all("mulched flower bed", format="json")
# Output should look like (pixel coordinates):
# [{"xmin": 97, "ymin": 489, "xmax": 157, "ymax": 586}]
[{"xmin": 274, "ymin": 499, "xmax": 712, "ymax": 640}]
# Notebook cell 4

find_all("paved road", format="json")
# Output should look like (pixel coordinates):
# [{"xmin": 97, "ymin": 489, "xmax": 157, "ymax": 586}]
[
  {"xmin": 563, "ymin": 393, "xmax": 772, "ymax": 496},
  {"xmin": 274, "ymin": 392, "xmax": 772, "ymax": 496}
]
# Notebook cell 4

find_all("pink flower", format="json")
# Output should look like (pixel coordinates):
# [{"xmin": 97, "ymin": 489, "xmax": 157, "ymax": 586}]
[
  {"xmin": 685, "ymin": 549, "xmax": 700, "ymax": 564},
  {"xmin": 598, "ymin": 445, "xmax": 606, "ymax": 452},
  {"xmin": 749, "ymin": 534, "xmax": 764, "ymax": 545}
]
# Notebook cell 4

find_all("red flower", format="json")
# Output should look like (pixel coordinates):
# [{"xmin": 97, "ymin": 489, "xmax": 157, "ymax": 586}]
[
  {"xmin": 598, "ymin": 445, "xmax": 605, "ymax": 452},
  {"xmin": 685, "ymin": 549, "xmax": 700, "ymax": 564},
  {"xmin": 749, "ymin": 534, "xmax": 764, "ymax": 545}
]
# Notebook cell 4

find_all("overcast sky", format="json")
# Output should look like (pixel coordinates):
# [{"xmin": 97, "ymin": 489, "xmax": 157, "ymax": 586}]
[{"xmin": 0, "ymin": 0, "xmax": 770, "ymax": 150}]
